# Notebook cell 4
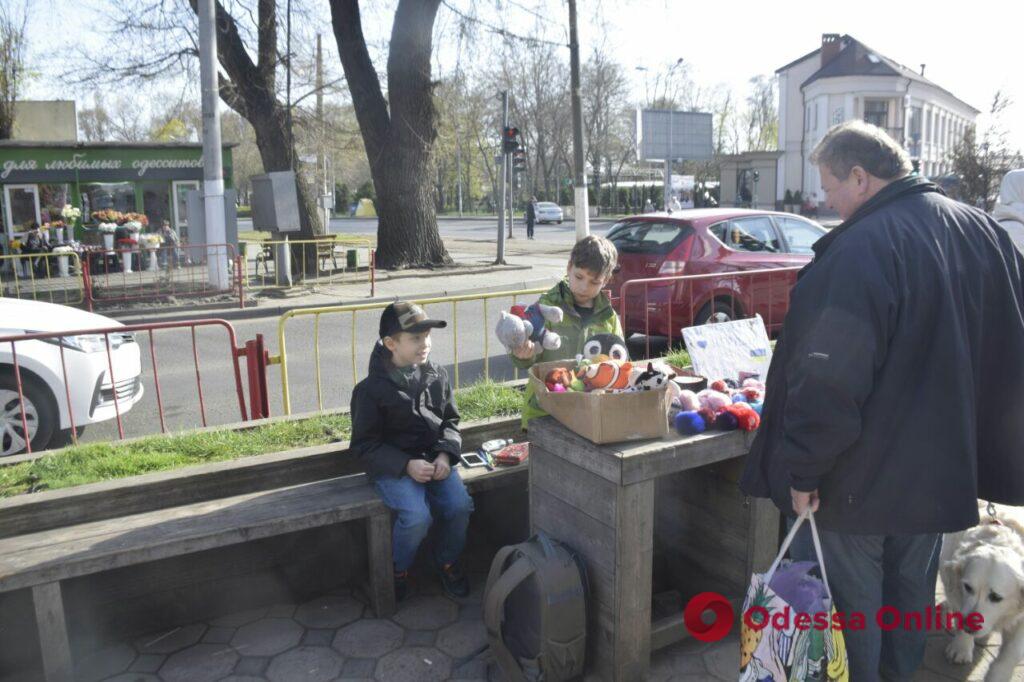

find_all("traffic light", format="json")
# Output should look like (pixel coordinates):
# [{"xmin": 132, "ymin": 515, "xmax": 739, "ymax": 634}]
[
  {"xmin": 512, "ymin": 148, "xmax": 527, "ymax": 172},
  {"xmin": 502, "ymin": 126, "xmax": 520, "ymax": 153}
]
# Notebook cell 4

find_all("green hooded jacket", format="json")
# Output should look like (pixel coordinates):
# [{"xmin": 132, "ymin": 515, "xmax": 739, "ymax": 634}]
[{"xmin": 512, "ymin": 280, "xmax": 623, "ymax": 428}]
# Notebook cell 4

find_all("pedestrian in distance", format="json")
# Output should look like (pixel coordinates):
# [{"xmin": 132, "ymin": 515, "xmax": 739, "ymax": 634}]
[
  {"xmin": 350, "ymin": 301, "xmax": 473, "ymax": 601},
  {"xmin": 644, "ymin": 197, "xmax": 654, "ymax": 212},
  {"xmin": 525, "ymin": 196, "xmax": 537, "ymax": 240},
  {"xmin": 740, "ymin": 120, "xmax": 1024, "ymax": 681}
]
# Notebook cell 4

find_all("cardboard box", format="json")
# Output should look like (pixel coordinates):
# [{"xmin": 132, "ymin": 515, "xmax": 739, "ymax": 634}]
[{"xmin": 529, "ymin": 360, "xmax": 670, "ymax": 444}]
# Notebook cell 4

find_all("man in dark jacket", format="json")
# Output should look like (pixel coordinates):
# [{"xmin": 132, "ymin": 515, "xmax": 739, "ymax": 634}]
[
  {"xmin": 525, "ymin": 196, "xmax": 537, "ymax": 240},
  {"xmin": 350, "ymin": 301, "xmax": 473, "ymax": 600},
  {"xmin": 740, "ymin": 120, "xmax": 1024, "ymax": 681}
]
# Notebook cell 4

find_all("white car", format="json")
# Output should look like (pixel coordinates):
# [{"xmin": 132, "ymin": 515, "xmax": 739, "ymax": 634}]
[
  {"xmin": 535, "ymin": 202, "xmax": 564, "ymax": 224},
  {"xmin": 0, "ymin": 299, "xmax": 144, "ymax": 456}
]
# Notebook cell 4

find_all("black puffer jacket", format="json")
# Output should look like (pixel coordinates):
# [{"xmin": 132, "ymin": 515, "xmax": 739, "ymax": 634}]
[
  {"xmin": 350, "ymin": 342, "xmax": 462, "ymax": 480},
  {"xmin": 740, "ymin": 176, "xmax": 1024, "ymax": 534}
]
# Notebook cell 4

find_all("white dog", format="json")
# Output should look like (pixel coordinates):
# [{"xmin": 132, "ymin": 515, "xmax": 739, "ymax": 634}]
[{"xmin": 941, "ymin": 502, "xmax": 1024, "ymax": 681}]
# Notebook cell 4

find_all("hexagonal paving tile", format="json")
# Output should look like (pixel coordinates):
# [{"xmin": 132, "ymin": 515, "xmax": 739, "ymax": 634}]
[
  {"xmin": 73, "ymin": 642, "xmax": 135, "ymax": 682},
  {"xmin": 391, "ymin": 595, "xmax": 458, "ymax": 631},
  {"xmin": 217, "ymin": 677, "xmax": 267, "ymax": 682},
  {"xmin": 135, "ymin": 623, "xmax": 207, "ymax": 654},
  {"xmin": 436, "ymin": 620, "xmax": 488, "ymax": 659},
  {"xmin": 159, "ymin": 643, "xmax": 238, "ymax": 682},
  {"xmin": 341, "ymin": 657, "xmax": 378, "ymax": 679},
  {"xmin": 129, "ymin": 654, "xmax": 165, "ymax": 673},
  {"xmin": 231, "ymin": 617, "xmax": 304, "ymax": 657},
  {"xmin": 103, "ymin": 674, "xmax": 161, "ymax": 682},
  {"xmin": 333, "ymin": 618, "xmax": 405, "ymax": 659},
  {"xmin": 294, "ymin": 593, "xmax": 364, "ymax": 629},
  {"xmin": 266, "ymin": 645, "xmax": 344, "ymax": 682},
  {"xmin": 374, "ymin": 646, "xmax": 452, "ymax": 682},
  {"xmin": 210, "ymin": 606, "xmax": 269, "ymax": 628}
]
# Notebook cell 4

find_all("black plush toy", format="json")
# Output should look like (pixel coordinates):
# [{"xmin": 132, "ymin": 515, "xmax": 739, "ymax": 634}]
[{"xmin": 581, "ymin": 333, "xmax": 629, "ymax": 362}]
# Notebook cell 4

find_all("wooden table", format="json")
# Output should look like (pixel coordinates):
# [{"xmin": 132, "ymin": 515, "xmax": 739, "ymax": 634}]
[{"xmin": 528, "ymin": 417, "xmax": 779, "ymax": 681}]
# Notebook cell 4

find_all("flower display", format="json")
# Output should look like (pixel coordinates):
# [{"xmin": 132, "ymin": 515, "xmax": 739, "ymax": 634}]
[
  {"xmin": 123, "ymin": 221, "xmax": 143, "ymax": 232},
  {"xmin": 140, "ymin": 234, "xmax": 163, "ymax": 249},
  {"xmin": 61, "ymin": 204, "xmax": 82, "ymax": 223},
  {"xmin": 91, "ymin": 209, "xmax": 123, "ymax": 224},
  {"xmin": 51, "ymin": 246, "xmax": 74, "ymax": 255},
  {"xmin": 121, "ymin": 212, "xmax": 149, "ymax": 227},
  {"xmin": 9, "ymin": 238, "xmax": 22, "ymax": 250},
  {"xmin": 97, "ymin": 223, "xmax": 117, "ymax": 234}
]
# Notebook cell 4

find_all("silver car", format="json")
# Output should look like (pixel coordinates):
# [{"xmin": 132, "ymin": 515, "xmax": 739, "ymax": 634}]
[{"xmin": 535, "ymin": 202, "xmax": 563, "ymax": 224}]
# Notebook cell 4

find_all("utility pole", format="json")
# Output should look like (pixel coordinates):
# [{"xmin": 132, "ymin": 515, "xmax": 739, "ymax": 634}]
[
  {"xmin": 316, "ymin": 33, "xmax": 330, "ymax": 233},
  {"xmin": 495, "ymin": 90, "xmax": 508, "ymax": 265},
  {"xmin": 198, "ymin": 0, "xmax": 228, "ymax": 289},
  {"xmin": 507, "ymin": 143, "xmax": 514, "ymax": 239},
  {"xmin": 664, "ymin": 110, "xmax": 673, "ymax": 211},
  {"xmin": 568, "ymin": 0, "xmax": 589, "ymax": 241}
]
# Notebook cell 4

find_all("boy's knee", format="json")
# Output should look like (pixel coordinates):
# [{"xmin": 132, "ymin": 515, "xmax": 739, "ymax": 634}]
[
  {"xmin": 397, "ymin": 506, "xmax": 433, "ymax": 533},
  {"xmin": 440, "ymin": 488, "xmax": 475, "ymax": 520}
]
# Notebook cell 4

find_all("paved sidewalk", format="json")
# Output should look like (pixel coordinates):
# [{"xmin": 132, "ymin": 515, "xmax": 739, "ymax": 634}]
[{"xmin": 73, "ymin": 574, "xmax": 1024, "ymax": 681}]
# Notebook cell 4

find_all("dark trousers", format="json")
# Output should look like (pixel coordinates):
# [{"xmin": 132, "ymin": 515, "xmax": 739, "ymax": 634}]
[
  {"xmin": 526, "ymin": 220, "xmax": 534, "ymax": 238},
  {"xmin": 788, "ymin": 520, "xmax": 941, "ymax": 682}
]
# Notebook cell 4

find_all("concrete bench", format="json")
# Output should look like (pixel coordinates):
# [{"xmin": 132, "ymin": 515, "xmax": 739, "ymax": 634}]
[{"xmin": 0, "ymin": 416, "xmax": 525, "ymax": 682}]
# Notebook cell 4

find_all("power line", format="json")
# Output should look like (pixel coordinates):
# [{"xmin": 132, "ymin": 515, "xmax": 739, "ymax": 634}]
[{"xmin": 440, "ymin": 0, "xmax": 567, "ymax": 49}]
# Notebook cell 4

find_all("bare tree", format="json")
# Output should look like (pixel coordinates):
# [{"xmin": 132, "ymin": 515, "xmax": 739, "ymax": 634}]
[
  {"xmin": 330, "ymin": 0, "xmax": 452, "ymax": 268},
  {"xmin": 582, "ymin": 47, "xmax": 629, "ymax": 205},
  {"xmin": 0, "ymin": 4, "xmax": 27, "ymax": 139},
  {"xmin": 950, "ymin": 92, "xmax": 1023, "ymax": 211},
  {"xmin": 743, "ymin": 75, "xmax": 778, "ymax": 151},
  {"xmin": 72, "ymin": 0, "xmax": 325, "ymax": 248}
]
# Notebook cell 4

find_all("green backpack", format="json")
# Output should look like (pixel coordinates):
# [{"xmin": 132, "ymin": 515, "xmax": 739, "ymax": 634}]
[{"xmin": 483, "ymin": 533, "xmax": 589, "ymax": 681}]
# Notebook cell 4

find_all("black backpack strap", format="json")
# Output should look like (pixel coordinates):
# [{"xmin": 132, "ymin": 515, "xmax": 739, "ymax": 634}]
[{"xmin": 484, "ymin": 552, "xmax": 536, "ymax": 682}]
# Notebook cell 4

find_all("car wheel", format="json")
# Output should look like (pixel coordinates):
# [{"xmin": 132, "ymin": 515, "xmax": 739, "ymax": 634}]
[
  {"xmin": 0, "ymin": 373, "xmax": 57, "ymax": 456},
  {"xmin": 556, "ymin": 220, "xmax": 563, "ymax": 224},
  {"xmin": 695, "ymin": 300, "xmax": 740, "ymax": 325}
]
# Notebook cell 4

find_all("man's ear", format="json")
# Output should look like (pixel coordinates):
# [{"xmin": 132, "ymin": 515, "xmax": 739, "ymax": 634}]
[{"xmin": 850, "ymin": 165, "xmax": 870, "ymax": 190}]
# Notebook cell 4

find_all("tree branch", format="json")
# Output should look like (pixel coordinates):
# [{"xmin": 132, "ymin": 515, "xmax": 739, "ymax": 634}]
[{"xmin": 330, "ymin": 0, "xmax": 390, "ymax": 161}]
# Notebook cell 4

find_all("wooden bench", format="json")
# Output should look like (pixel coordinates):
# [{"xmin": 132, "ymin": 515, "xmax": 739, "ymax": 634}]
[{"xmin": 0, "ymin": 416, "xmax": 525, "ymax": 682}]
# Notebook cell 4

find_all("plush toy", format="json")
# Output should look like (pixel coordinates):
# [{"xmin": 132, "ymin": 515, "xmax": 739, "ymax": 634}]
[
  {"xmin": 544, "ymin": 367, "xmax": 575, "ymax": 392},
  {"xmin": 629, "ymin": 362, "xmax": 678, "ymax": 392},
  {"xmin": 570, "ymin": 378, "xmax": 586, "ymax": 392},
  {"xmin": 675, "ymin": 411, "xmax": 707, "ymax": 436},
  {"xmin": 732, "ymin": 393, "xmax": 749, "ymax": 404},
  {"xmin": 715, "ymin": 410, "xmax": 739, "ymax": 431},
  {"xmin": 578, "ymin": 359, "xmax": 633, "ymax": 392},
  {"xmin": 749, "ymin": 401, "xmax": 764, "ymax": 415},
  {"xmin": 697, "ymin": 389, "xmax": 732, "ymax": 413},
  {"xmin": 676, "ymin": 389, "xmax": 701, "ymax": 412},
  {"xmin": 726, "ymin": 403, "xmax": 761, "ymax": 431},
  {"xmin": 495, "ymin": 303, "xmax": 563, "ymax": 355},
  {"xmin": 582, "ymin": 333, "xmax": 629, "ymax": 362}
]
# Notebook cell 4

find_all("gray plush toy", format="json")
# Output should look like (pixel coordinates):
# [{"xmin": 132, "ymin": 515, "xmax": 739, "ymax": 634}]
[{"xmin": 495, "ymin": 303, "xmax": 563, "ymax": 355}]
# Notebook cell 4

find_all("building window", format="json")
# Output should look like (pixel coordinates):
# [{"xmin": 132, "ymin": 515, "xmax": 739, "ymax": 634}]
[
  {"xmin": 864, "ymin": 100, "xmax": 888, "ymax": 128},
  {"xmin": 38, "ymin": 184, "xmax": 71, "ymax": 224},
  {"xmin": 141, "ymin": 181, "xmax": 172, "ymax": 227},
  {"xmin": 82, "ymin": 182, "xmax": 137, "ymax": 222}
]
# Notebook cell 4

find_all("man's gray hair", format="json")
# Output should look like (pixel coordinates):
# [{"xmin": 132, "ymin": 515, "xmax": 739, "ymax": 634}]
[{"xmin": 810, "ymin": 120, "xmax": 913, "ymax": 181}]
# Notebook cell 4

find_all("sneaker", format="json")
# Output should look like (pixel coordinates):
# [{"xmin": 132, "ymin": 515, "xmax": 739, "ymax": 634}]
[
  {"xmin": 394, "ymin": 570, "xmax": 410, "ymax": 601},
  {"xmin": 440, "ymin": 561, "xmax": 470, "ymax": 598}
]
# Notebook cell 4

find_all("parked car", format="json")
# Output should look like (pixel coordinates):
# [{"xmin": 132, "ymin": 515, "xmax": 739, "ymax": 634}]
[
  {"xmin": 535, "ymin": 202, "xmax": 564, "ymax": 224},
  {"xmin": 605, "ymin": 209, "xmax": 827, "ymax": 338},
  {"xmin": 0, "ymin": 299, "xmax": 144, "ymax": 456}
]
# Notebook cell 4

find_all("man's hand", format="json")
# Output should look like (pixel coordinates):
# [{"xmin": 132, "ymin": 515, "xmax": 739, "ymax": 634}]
[
  {"xmin": 512, "ymin": 339, "xmax": 535, "ymax": 360},
  {"xmin": 406, "ymin": 459, "xmax": 435, "ymax": 483},
  {"xmin": 432, "ymin": 453, "xmax": 451, "ymax": 480},
  {"xmin": 791, "ymin": 488, "xmax": 820, "ymax": 515}
]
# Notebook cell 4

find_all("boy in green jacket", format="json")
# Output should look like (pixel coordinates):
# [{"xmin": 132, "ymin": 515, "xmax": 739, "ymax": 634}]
[{"xmin": 511, "ymin": 235, "xmax": 623, "ymax": 428}]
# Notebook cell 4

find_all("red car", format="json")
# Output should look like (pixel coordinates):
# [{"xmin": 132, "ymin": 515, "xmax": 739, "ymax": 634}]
[{"xmin": 606, "ymin": 209, "xmax": 827, "ymax": 339}]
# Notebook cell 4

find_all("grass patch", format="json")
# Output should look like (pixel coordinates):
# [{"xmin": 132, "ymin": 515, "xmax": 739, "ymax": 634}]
[
  {"xmin": 664, "ymin": 347, "xmax": 692, "ymax": 369},
  {"xmin": 0, "ymin": 381, "xmax": 522, "ymax": 498}
]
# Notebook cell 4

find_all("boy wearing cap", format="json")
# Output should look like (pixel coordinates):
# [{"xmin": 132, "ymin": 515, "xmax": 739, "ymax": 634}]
[{"xmin": 351, "ymin": 301, "xmax": 473, "ymax": 600}]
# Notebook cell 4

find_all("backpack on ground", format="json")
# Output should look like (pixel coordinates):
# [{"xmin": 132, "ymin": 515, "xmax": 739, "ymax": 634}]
[{"xmin": 483, "ymin": 532, "xmax": 588, "ymax": 681}]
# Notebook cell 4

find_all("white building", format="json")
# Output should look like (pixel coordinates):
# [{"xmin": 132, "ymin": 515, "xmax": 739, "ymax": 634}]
[{"xmin": 777, "ymin": 34, "xmax": 979, "ymax": 207}]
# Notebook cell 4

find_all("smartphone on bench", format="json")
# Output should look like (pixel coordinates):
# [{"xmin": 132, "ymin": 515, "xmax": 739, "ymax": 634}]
[{"xmin": 460, "ymin": 452, "xmax": 490, "ymax": 468}]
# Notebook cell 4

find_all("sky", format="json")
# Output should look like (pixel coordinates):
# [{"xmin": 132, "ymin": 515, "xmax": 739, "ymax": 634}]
[{"xmin": 15, "ymin": 0, "xmax": 1023, "ymax": 151}]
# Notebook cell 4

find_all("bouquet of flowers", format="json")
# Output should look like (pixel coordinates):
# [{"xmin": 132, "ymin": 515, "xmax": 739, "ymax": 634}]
[
  {"xmin": 123, "ymin": 220, "xmax": 143, "ymax": 233},
  {"xmin": 9, "ymin": 238, "xmax": 22, "ymax": 251},
  {"xmin": 140, "ymin": 234, "xmax": 163, "ymax": 249},
  {"xmin": 91, "ymin": 209, "xmax": 122, "ymax": 224},
  {"xmin": 51, "ymin": 245, "xmax": 74, "ymax": 255},
  {"xmin": 97, "ymin": 223, "xmax": 117, "ymax": 234},
  {"xmin": 122, "ymin": 212, "xmax": 149, "ymax": 227},
  {"xmin": 61, "ymin": 204, "xmax": 82, "ymax": 224}
]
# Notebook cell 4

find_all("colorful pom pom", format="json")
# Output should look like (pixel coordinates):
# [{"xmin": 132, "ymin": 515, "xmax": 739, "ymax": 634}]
[
  {"xmin": 674, "ymin": 410, "xmax": 707, "ymax": 435},
  {"xmin": 677, "ymin": 389, "xmax": 701, "ymax": 412},
  {"xmin": 697, "ymin": 407, "xmax": 717, "ymax": 426},
  {"xmin": 731, "ymin": 393, "xmax": 749, "ymax": 403},
  {"xmin": 549, "ymin": 383, "xmax": 566, "ymax": 393},
  {"xmin": 749, "ymin": 401, "xmax": 764, "ymax": 415},
  {"xmin": 697, "ymin": 389, "xmax": 732, "ymax": 412},
  {"xmin": 710, "ymin": 379, "xmax": 728, "ymax": 393},
  {"xmin": 726, "ymin": 403, "xmax": 761, "ymax": 431},
  {"xmin": 714, "ymin": 410, "xmax": 739, "ymax": 430}
]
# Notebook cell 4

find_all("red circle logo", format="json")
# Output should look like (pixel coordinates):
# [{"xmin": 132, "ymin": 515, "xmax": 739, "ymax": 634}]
[{"xmin": 683, "ymin": 591, "xmax": 735, "ymax": 642}]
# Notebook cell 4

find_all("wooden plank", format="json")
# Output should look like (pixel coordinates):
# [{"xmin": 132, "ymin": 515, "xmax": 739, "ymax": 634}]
[
  {"xmin": 610, "ymin": 481, "xmax": 654, "ymax": 681},
  {"xmin": 650, "ymin": 613, "xmax": 688, "ymax": 651},
  {"xmin": 620, "ymin": 431, "xmax": 755, "ymax": 485},
  {"xmin": 530, "ymin": 447, "xmax": 617, "ymax": 528},
  {"xmin": 365, "ymin": 512, "xmax": 395, "ymax": 618},
  {"xmin": 746, "ymin": 496, "xmax": 780, "ymax": 578},
  {"xmin": 0, "ymin": 416, "xmax": 521, "ymax": 539},
  {"xmin": 530, "ymin": 487, "xmax": 616, "ymax": 574},
  {"xmin": 32, "ymin": 582, "xmax": 73, "ymax": 682},
  {"xmin": 0, "ymin": 478, "xmax": 385, "ymax": 592},
  {"xmin": 528, "ymin": 418, "xmax": 623, "ymax": 483}
]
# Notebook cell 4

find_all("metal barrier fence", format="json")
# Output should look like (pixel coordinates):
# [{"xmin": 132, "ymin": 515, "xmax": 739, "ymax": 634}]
[
  {"xmin": 0, "ymin": 319, "xmax": 248, "ymax": 456},
  {"xmin": 0, "ymin": 252, "xmax": 85, "ymax": 306},
  {"xmin": 83, "ymin": 243, "xmax": 242, "ymax": 310},
  {"xmin": 619, "ymin": 267, "xmax": 804, "ymax": 357},
  {"xmin": 271, "ymin": 287, "xmax": 550, "ymax": 415},
  {"xmin": 240, "ymin": 237, "xmax": 375, "ymax": 297}
]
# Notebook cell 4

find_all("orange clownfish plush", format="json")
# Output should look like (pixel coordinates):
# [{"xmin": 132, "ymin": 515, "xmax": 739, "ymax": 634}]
[{"xmin": 577, "ymin": 360, "xmax": 633, "ymax": 392}]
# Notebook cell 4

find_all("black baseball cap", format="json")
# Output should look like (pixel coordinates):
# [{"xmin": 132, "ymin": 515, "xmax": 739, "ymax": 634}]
[{"xmin": 379, "ymin": 301, "xmax": 447, "ymax": 338}]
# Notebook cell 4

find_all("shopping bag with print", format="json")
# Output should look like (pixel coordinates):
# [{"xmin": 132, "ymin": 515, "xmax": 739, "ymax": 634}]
[{"xmin": 739, "ymin": 510, "xmax": 849, "ymax": 682}]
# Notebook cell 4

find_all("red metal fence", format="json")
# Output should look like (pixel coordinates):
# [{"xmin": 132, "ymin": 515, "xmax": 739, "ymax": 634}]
[
  {"xmin": 0, "ymin": 319, "xmax": 249, "ymax": 455},
  {"xmin": 618, "ymin": 267, "xmax": 804, "ymax": 357}
]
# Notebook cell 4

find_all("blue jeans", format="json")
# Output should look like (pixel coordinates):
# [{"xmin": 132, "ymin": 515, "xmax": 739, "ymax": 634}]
[
  {"xmin": 787, "ymin": 518, "xmax": 941, "ymax": 682},
  {"xmin": 373, "ymin": 468, "xmax": 474, "ymax": 573}
]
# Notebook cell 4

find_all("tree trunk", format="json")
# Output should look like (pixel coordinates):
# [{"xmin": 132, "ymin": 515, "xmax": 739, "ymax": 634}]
[{"xmin": 331, "ymin": 0, "xmax": 450, "ymax": 269}]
